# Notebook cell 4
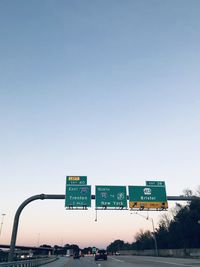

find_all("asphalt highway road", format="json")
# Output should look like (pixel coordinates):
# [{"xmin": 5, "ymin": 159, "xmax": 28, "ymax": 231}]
[{"xmin": 41, "ymin": 255, "xmax": 200, "ymax": 267}]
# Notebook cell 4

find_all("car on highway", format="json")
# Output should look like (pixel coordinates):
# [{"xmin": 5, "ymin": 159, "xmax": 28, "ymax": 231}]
[
  {"xmin": 115, "ymin": 251, "xmax": 120, "ymax": 255},
  {"xmin": 94, "ymin": 249, "xmax": 107, "ymax": 261},
  {"xmin": 73, "ymin": 251, "xmax": 80, "ymax": 259}
]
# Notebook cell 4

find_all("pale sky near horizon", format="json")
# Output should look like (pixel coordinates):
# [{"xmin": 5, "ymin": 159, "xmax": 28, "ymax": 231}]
[{"xmin": 0, "ymin": 0, "xmax": 200, "ymax": 249}]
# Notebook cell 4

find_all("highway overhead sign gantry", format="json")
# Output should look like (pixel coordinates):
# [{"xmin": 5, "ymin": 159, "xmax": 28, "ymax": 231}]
[
  {"xmin": 9, "ymin": 190, "xmax": 195, "ymax": 262},
  {"xmin": 128, "ymin": 185, "xmax": 168, "ymax": 210},
  {"xmin": 66, "ymin": 176, "xmax": 87, "ymax": 185},
  {"xmin": 96, "ymin": 186, "xmax": 127, "ymax": 209},
  {"xmin": 65, "ymin": 185, "xmax": 91, "ymax": 208}
]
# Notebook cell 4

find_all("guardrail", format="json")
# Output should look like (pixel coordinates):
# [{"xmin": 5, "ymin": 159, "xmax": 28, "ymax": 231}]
[{"xmin": 0, "ymin": 256, "xmax": 58, "ymax": 267}]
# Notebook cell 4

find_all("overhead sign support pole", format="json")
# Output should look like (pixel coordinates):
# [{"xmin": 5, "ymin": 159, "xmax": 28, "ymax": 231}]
[{"xmin": 8, "ymin": 194, "xmax": 65, "ymax": 262}]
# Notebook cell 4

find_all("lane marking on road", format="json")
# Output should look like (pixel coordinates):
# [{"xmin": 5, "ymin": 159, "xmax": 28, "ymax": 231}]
[
  {"xmin": 85, "ymin": 258, "xmax": 97, "ymax": 265},
  {"xmin": 110, "ymin": 257, "xmax": 124, "ymax": 263},
  {"xmin": 143, "ymin": 258, "xmax": 198, "ymax": 267}
]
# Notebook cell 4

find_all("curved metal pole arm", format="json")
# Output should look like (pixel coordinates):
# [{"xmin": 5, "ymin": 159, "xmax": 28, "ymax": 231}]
[{"xmin": 9, "ymin": 194, "xmax": 63, "ymax": 261}]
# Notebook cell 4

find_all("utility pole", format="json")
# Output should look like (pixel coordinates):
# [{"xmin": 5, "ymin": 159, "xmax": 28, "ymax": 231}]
[
  {"xmin": 0, "ymin": 213, "xmax": 6, "ymax": 238},
  {"xmin": 37, "ymin": 233, "xmax": 40, "ymax": 247}
]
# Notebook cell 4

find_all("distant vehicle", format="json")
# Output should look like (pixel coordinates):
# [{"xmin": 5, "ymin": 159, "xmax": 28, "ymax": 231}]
[
  {"xmin": 66, "ymin": 249, "xmax": 74, "ymax": 257},
  {"xmin": 73, "ymin": 251, "xmax": 80, "ymax": 259},
  {"xmin": 95, "ymin": 249, "xmax": 107, "ymax": 261},
  {"xmin": 115, "ymin": 251, "xmax": 120, "ymax": 255}
]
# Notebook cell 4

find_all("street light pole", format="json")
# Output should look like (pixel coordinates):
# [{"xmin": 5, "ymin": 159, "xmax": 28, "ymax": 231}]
[
  {"xmin": 0, "ymin": 213, "xmax": 6, "ymax": 237},
  {"xmin": 134, "ymin": 212, "xmax": 158, "ymax": 257},
  {"xmin": 149, "ymin": 217, "xmax": 158, "ymax": 257}
]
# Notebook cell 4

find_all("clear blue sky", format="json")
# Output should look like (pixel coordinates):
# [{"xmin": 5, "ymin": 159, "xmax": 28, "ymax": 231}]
[{"xmin": 0, "ymin": 0, "xmax": 200, "ymax": 248}]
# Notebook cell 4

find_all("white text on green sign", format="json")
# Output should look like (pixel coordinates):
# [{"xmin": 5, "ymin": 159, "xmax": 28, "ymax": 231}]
[
  {"xmin": 96, "ymin": 186, "xmax": 127, "ymax": 208},
  {"xmin": 128, "ymin": 185, "xmax": 167, "ymax": 202},
  {"xmin": 146, "ymin": 181, "xmax": 165, "ymax": 187},
  {"xmin": 65, "ymin": 185, "xmax": 91, "ymax": 207}
]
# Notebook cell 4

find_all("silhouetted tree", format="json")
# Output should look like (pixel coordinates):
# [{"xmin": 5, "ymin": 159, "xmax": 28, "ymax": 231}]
[
  {"xmin": 107, "ymin": 186, "xmax": 200, "ymax": 251},
  {"xmin": 107, "ymin": 240, "xmax": 125, "ymax": 253}
]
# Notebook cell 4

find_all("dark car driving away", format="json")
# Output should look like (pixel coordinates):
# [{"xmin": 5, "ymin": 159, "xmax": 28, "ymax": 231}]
[
  {"xmin": 95, "ymin": 249, "xmax": 107, "ymax": 261},
  {"xmin": 73, "ymin": 251, "xmax": 80, "ymax": 259}
]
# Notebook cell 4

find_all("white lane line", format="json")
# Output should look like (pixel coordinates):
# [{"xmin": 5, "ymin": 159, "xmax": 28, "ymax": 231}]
[
  {"xmin": 143, "ymin": 258, "xmax": 198, "ymax": 267},
  {"xmin": 97, "ymin": 264, "xmax": 101, "ymax": 267},
  {"xmin": 85, "ymin": 258, "xmax": 97, "ymax": 265},
  {"xmin": 110, "ymin": 256, "xmax": 124, "ymax": 262}
]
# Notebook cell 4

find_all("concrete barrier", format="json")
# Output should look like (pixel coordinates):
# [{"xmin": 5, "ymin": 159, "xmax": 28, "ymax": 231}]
[{"xmin": 119, "ymin": 248, "xmax": 200, "ymax": 258}]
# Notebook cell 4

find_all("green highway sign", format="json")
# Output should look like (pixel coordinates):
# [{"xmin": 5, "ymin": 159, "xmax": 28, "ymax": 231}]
[
  {"xmin": 92, "ymin": 247, "xmax": 97, "ymax": 254},
  {"xmin": 66, "ymin": 176, "xmax": 87, "ymax": 185},
  {"xmin": 128, "ymin": 185, "xmax": 168, "ymax": 209},
  {"xmin": 65, "ymin": 185, "xmax": 91, "ymax": 207},
  {"xmin": 146, "ymin": 181, "xmax": 165, "ymax": 187},
  {"xmin": 96, "ymin": 186, "xmax": 127, "ymax": 208},
  {"xmin": 129, "ymin": 186, "xmax": 167, "ymax": 202}
]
